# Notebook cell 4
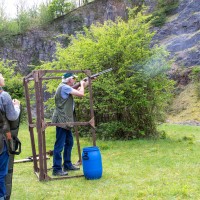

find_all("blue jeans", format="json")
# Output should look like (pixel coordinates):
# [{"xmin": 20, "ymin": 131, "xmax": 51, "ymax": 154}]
[
  {"xmin": 0, "ymin": 141, "xmax": 9, "ymax": 199},
  {"xmin": 53, "ymin": 127, "xmax": 74, "ymax": 172}
]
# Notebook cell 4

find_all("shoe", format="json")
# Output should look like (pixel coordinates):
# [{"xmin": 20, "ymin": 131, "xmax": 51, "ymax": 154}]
[
  {"xmin": 64, "ymin": 165, "xmax": 80, "ymax": 171},
  {"xmin": 52, "ymin": 170, "xmax": 68, "ymax": 176}
]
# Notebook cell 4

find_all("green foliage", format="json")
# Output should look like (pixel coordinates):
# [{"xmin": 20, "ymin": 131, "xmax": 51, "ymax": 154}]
[
  {"xmin": 96, "ymin": 121, "xmax": 136, "ymax": 140},
  {"xmin": 151, "ymin": 0, "xmax": 179, "ymax": 27},
  {"xmin": 38, "ymin": 8, "xmax": 174, "ymax": 139},
  {"xmin": 0, "ymin": 18, "xmax": 19, "ymax": 46},
  {"xmin": 0, "ymin": 1, "xmax": 75, "ymax": 45},
  {"xmin": 81, "ymin": 0, "xmax": 95, "ymax": 5},
  {"xmin": 17, "ymin": 11, "xmax": 31, "ymax": 33},
  {"xmin": 190, "ymin": 66, "xmax": 200, "ymax": 99},
  {"xmin": 48, "ymin": 0, "xmax": 75, "ymax": 19},
  {"xmin": 0, "ymin": 60, "xmax": 25, "ymax": 119},
  {"xmin": 38, "ymin": 3, "xmax": 54, "ymax": 27}
]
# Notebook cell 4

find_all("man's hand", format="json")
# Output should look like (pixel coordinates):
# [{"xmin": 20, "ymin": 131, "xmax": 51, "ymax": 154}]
[
  {"xmin": 80, "ymin": 80, "xmax": 85, "ymax": 87},
  {"xmin": 6, "ymin": 132, "xmax": 12, "ymax": 140},
  {"xmin": 80, "ymin": 80, "xmax": 89, "ymax": 88},
  {"xmin": 12, "ymin": 99, "xmax": 20, "ymax": 106}
]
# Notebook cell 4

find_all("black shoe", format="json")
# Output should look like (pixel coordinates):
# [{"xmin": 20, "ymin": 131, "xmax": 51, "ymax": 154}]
[
  {"xmin": 52, "ymin": 170, "xmax": 68, "ymax": 176},
  {"xmin": 64, "ymin": 165, "xmax": 80, "ymax": 171}
]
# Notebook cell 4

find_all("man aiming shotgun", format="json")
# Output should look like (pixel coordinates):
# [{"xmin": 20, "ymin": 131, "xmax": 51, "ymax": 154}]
[
  {"xmin": 72, "ymin": 68, "xmax": 113, "ymax": 89},
  {"xmin": 52, "ymin": 68, "xmax": 112, "ymax": 176}
]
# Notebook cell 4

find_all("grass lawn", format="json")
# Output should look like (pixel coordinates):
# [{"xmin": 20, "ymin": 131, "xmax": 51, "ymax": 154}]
[{"xmin": 12, "ymin": 123, "xmax": 200, "ymax": 200}]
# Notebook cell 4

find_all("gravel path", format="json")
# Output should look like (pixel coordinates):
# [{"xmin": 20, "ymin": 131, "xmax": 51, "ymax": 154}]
[{"xmin": 166, "ymin": 120, "xmax": 200, "ymax": 126}]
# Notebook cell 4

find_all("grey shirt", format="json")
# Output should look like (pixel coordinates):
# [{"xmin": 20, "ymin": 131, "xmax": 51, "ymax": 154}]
[{"xmin": 0, "ymin": 91, "xmax": 20, "ymax": 121}]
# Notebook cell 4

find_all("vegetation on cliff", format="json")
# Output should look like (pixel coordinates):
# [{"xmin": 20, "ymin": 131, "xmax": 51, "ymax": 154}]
[
  {"xmin": 151, "ymin": 0, "xmax": 179, "ymax": 27},
  {"xmin": 0, "ymin": 0, "xmax": 93, "ymax": 46},
  {"xmin": 167, "ymin": 66, "xmax": 200, "ymax": 123}
]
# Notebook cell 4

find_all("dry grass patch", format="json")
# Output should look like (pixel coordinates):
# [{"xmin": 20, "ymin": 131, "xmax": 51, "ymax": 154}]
[{"xmin": 167, "ymin": 83, "xmax": 200, "ymax": 123}]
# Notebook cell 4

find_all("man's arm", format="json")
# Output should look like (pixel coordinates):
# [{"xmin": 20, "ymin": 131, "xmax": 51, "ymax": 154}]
[
  {"xmin": 70, "ymin": 80, "xmax": 88, "ymax": 97},
  {"xmin": 1, "ymin": 92, "xmax": 20, "ymax": 121}
]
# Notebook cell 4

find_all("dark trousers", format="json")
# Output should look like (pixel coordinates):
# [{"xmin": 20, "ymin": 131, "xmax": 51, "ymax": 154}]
[
  {"xmin": 0, "ymin": 142, "xmax": 9, "ymax": 199},
  {"xmin": 53, "ymin": 127, "xmax": 74, "ymax": 172}
]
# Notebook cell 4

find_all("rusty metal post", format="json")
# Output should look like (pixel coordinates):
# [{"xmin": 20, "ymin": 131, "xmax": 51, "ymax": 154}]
[
  {"xmin": 74, "ymin": 126, "xmax": 82, "ymax": 164},
  {"xmin": 38, "ymin": 71, "xmax": 49, "ymax": 180},
  {"xmin": 87, "ymin": 73, "xmax": 96, "ymax": 146},
  {"xmin": 34, "ymin": 71, "xmax": 45, "ymax": 181},
  {"xmin": 23, "ymin": 78, "xmax": 38, "ymax": 172}
]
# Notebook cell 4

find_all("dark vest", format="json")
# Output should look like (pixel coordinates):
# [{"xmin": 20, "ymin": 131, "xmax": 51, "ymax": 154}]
[
  {"xmin": 0, "ymin": 111, "xmax": 9, "ymax": 154},
  {"xmin": 52, "ymin": 83, "xmax": 74, "ymax": 129}
]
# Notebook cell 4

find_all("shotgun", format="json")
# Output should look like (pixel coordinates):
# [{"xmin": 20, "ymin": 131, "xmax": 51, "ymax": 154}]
[{"xmin": 72, "ymin": 68, "xmax": 113, "ymax": 89}]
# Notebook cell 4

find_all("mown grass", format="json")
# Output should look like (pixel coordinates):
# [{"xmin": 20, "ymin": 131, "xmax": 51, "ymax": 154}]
[{"xmin": 12, "ymin": 123, "xmax": 200, "ymax": 200}]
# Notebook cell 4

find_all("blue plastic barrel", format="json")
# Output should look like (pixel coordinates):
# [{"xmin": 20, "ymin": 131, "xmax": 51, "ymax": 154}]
[{"xmin": 82, "ymin": 146, "xmax": 102, "ymax": 180}]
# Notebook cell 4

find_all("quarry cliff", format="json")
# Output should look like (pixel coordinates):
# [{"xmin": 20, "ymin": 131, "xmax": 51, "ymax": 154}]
[{"xmin": 0, "ymin": 0, "xmax": 199, "ymax": 76}]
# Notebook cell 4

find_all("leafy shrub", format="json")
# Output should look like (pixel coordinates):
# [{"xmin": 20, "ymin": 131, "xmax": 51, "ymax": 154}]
[
  {"xmin": 39, "ymin": 8, "xmax": 174, "ymax": 139},
  {"xmin": 96, "ymin": 121, "xmax": 136, "ymax": 140}
]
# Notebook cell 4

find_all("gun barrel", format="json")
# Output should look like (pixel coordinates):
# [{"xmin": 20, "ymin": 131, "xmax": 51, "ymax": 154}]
[{"xmin": 72, "ymin": 68, "xmax": 113, "ymax": 89}]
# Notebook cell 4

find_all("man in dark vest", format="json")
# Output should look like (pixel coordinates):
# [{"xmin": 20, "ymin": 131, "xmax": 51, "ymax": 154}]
[
  {"xmin": 0, "ymin": 112, "xmax": 10, "ymax": 200},
  {"xmin": 52, "ymin": 73, "xmax": 88, "ymax": 176},
  {"xmin": 0, "ymin": 73, "xmax": 21, "ymax": 200}
]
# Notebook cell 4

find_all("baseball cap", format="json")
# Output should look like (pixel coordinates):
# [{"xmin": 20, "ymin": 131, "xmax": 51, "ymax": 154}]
[{"xmin": 62, "ymin": 73, "xmax": 78, "ymax": 79}]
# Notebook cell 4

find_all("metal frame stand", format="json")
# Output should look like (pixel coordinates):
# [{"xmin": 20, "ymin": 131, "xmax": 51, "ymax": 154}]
[{"xmin": 23, "ymin": 69, "xmax": 96, "ymax": 181}]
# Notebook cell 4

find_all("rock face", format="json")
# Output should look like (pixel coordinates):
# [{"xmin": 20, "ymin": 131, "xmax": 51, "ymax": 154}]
[
  {"xmin": 1, "ymin": 0, "xmax": 137, "ymax": 74},
  {"xmin": 0, "ymin": 0, "xmax": 199, "ymax": 75},
  {"xmin": 154, "ymin": 0, "xmax": 200, "ymax": 68},
  {"xmin": 1, "ymin": 30, "xmax": 58, "ymax": 74}
]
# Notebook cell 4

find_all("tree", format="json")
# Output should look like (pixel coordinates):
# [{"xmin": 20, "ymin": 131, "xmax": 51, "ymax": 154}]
[
  {"xmin": 39, "ymin": 8, "xmax": 174, "ymax": 139},
  {"xmin": 0, "ymin": 0, "xmax": 6, "ymax": 19},
  {"xmin": 38, "ymin": 2, "xmax": 54, "ymax": 27},
  {"xmin": 48, "ymin": 0, "xmax": 75, "ymax": 18}
]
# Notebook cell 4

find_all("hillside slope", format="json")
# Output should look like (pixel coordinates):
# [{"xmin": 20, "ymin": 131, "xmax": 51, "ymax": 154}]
[{"xmin": 167, "ymin": 83, "xmax": 200, "ymax": 124}]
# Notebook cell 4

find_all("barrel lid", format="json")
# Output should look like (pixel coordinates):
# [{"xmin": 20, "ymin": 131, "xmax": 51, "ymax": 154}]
[{"xmin": 83, "ymin": 146, "xmax": 99, "ymax": 152}]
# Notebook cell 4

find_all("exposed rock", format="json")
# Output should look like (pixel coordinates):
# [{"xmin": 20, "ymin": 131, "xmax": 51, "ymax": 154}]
[
  {"xmin": 0, "ymin": 0, "xmax": 199, "ymax": 75},
  {"xmin": 154, "ymin": 0, "xmax": 200, "ymax": 67},
  {"xmin": 0, "ymin": 0, "xmax": 138, "ymax": 74}
]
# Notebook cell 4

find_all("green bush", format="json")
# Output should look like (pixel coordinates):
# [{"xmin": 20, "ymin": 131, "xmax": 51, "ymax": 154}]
[
  {"xmin": 96, "ymin": 121, "xmax": 137, "ymax": 140},
  {"xmin": 39, "ymin": 8, "xmax": 174, "ymax": 139}
]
